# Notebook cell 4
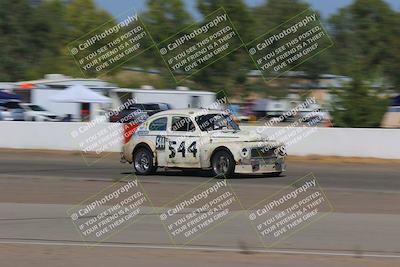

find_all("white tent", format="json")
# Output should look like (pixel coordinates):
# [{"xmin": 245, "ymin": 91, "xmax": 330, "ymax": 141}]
[{"xmin": 50, "ymin": 84, "xmax": 111, "ymax": 103}]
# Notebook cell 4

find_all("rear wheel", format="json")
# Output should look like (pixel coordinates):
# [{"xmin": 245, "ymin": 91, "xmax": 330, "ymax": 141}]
[
  {"xmin": 211, "ymin": 150, "xmax": 235, "ymax": 177},
  {"xmin": 133, "ymin": 147, "xmax": 156, "ymax": 175}
]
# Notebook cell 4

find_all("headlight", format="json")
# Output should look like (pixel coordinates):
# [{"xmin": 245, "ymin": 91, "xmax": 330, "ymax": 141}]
[
  {"xmin": 240, "ymin": 147, "xmax": 250, "ymax": 158},
  {"xmin": 275, "ymin": 146, "xmax": 287, "ymax": 157}
]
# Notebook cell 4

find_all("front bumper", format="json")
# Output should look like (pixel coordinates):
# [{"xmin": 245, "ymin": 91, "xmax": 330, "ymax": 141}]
[{"xmin": 236, "ymin": 157, "xmax": 285, "ymax": 174}]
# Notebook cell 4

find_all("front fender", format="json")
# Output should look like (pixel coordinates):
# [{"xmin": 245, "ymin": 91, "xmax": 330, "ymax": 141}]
[{"xmin": 201, "ymin": 143, "xmax": 242, "ymax": 168}]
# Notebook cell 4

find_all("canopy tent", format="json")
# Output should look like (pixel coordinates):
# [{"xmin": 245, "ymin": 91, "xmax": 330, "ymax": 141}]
[
  {"xmin": 0, "ymin": 91, "xmax": 21, "ymax": 100},
  {"xmin": 50, "ymin": 85, "xmax": 111, "ymax": 103}
]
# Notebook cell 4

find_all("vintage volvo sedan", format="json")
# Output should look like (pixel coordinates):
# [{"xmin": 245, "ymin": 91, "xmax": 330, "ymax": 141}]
[{"xmin": 121, "ymin": 109, "xmax": 286, "ymax": 177}]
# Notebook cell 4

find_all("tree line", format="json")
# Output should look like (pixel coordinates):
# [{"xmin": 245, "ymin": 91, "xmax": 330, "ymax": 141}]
[{"xmin": 0, "ymin": 0, "xmax": 398, "ymax": 127}]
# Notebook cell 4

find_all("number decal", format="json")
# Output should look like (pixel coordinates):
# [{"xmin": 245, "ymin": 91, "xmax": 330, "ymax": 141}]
[
  {"xmin": 168, "ymin": 141, "xmax": 176, "ymax": 158},
  {"xmin": 177, "ymin": 141, "xmax": 186, "ymax": 157},
  {"xmin": 156, "ymin": 136, "xmax": 165, "ymax": 150},
  {"xmin": 187, "ymin": 141, "xmax": 197, "ymax": 157},
  {"xmin": 168, "ymin": 141, "xmax": 197, "ymax": 158}
]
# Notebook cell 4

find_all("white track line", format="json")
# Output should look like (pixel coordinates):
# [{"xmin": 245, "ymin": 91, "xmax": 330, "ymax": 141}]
[{"xmin": 0, "ymin": 240, "xmax": 399, "ymax": 259}]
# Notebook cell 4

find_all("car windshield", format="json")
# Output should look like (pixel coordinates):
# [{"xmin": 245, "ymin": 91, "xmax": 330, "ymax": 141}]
[
  {"xmin": 195, "ymin": 113, "xmax": 240, "ymax": 132},
  {"xmin": 29, "ymin": 105, "xmax": 46, "ymax": 111}
]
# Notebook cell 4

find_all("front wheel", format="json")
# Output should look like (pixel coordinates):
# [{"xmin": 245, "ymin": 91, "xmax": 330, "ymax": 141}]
[
  {"xmin": 133, "ymin": 147, "xmax": 156, "ymax": 175},
  {"xmin": 211, "ymin": 150, "xmax": 235, "ymax": 177}
]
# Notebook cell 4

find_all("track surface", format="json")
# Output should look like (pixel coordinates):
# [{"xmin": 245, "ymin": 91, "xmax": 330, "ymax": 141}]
[
  {"xmin": 0, "ymin": 150, "xmax": 399, "ymax": 192},
  {"xmin": 0, "ymin": 150, "xmax": 399, "ymax": 266}
]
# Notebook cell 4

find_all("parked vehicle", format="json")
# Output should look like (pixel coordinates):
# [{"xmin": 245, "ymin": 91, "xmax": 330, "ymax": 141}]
[
  {"xmin": 110, "ymin": 102, "xmax": 171, "ymax": 123},
  {"xmin": 20, "ymin": 103, "xmax": 61, "ymax": 122},
  {"xmin": 253, "ymin": 98, "xmax": 292, "ymax": 119},
  {"xmin": 0, "ymin": 100, "xmax": 25, "ymax": 121},
  {"xmin": 110, "ymin": 88, "xmax": 217, "ymax": 110}
]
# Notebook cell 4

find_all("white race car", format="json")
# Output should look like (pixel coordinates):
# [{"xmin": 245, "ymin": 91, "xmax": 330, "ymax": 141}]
[{"xmin": 121, "ymin": 109, "xmax": 286, "ymax": 177}]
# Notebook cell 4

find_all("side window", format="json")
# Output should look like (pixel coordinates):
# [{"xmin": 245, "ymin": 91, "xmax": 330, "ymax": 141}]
[
  {"xmin": 149, "ymin": 117, "xmax": 167, "ymax": 131},
  {"xmin": 171, "ymin": 116, "xmax": 195, "ymax": 132}
]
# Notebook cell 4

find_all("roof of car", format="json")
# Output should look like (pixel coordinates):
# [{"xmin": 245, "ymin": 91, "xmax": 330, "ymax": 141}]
[{"xmin": 150, "ymin": 108, "xmax": 227, "ymax": 117}]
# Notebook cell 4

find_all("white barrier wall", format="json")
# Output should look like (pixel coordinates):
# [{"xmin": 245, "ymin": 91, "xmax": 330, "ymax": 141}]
[
  {"xmin": 0, "ymin": 122, "xmax": 399, "ymax": 159},
  {"xmin": 0, "ymin": 122, "xmax": 122, "ymax": 152},
  {"xmin": 241, "ymin": 126, "xmax": 400, "ymax": 159}
]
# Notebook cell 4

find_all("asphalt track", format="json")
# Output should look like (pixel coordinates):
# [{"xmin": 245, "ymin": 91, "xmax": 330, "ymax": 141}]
[
  {"xmin": 0, "ymin": 150, "xmax": 399, "ymax": 192},
  {"xmin": 0, "ymin": 150, "xmax": 399, "ymax": 266}
]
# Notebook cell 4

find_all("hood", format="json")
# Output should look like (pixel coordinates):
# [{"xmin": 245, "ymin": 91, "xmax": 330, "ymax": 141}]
[
  {"xmin": 208, "ymin": 130, "xmax": 268, "ymax": 143},
  {"xmin": 205, "ymin": 130, "xmax": 284, "ymax": 148}
]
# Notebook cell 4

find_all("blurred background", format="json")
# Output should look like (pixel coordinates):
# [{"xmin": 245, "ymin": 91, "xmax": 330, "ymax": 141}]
[
  {"xmin": 1, "ymin": 3, "xmax": 400, "ymax": 265},
  {"xmin": 0, "ymin": 0, "xmax": 399, "ymax": 128}
]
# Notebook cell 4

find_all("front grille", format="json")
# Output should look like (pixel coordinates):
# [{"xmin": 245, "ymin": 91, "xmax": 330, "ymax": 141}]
[{"xmin": 251, "ymin": 147, "xmax": 276, "ymax": 158}]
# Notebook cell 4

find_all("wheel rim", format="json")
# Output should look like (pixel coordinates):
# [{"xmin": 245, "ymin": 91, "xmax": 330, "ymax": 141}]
[
  {"xmin": 135, "ymin": 151, "xmax": 150, "ymax": 173},
  {"xmin": 214, "ymin": 155, "xmax": 229, "ymax": 175}
]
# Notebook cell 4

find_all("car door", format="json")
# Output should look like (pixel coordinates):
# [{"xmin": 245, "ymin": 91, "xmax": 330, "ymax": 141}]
[
  {"xmin": 165, "ymin": 116, "xmax": 201, "ymax": 168},
  {"xmin": 145, "ymin": 116, "xmax": 169, "ymax": 167}
]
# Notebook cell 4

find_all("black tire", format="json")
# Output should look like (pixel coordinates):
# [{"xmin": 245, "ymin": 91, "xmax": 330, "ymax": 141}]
[
  {"xmin": 211, "ymin": 150, "xmax": 235, "ymax": 177},
  {"xmin": 133, "ymin": 147, "xmax": 156, "ymax": 175},
  {"xmin": 270, "ymin": 172, "xmax": 282, "ymax": 177}
]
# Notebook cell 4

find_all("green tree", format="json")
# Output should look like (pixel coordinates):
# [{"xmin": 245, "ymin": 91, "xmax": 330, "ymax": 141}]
[
  {"xmin": 329, "ymin": 0, "xmax": 399, "ymax": 87},
  {"xmin": 255, "ymin": 0, "xmax": 332, "ymax": 81},
  {"xmin": 197, "ymin": 0, "xmax": 255, "ymax": 43},
  {"xmin": 0, "ymin": 0, "xmax": 32, "ymax": 80},
  {"xmin": 144, "ymin": 0, "xmax": 193, "ymax": 43},
  {"xmin": 127, "ymin": 0, "xmax": 193, "ymax": 87},
  {"xmin": 330, "ymin": 74, "xmax": 389, "ymax": 128},
  {"xmin": 191, "ymin": 0, "xmax": 255, "ymax": 94},
  {"xmin": 0, "ymin": 0, "xmax": 116, "ymax": 80},
  {"xmin": 385, "ymin": 12, "xmax": 400, "ymax": 89},
  {"xmin": 253, "ymin": 0, "xmax": 310, "ymax": 37},
  {"xmin": 65, "ymin": 0, "xmax": 113, "ymax": 40},
  {"xmin": 26, "ymin": 0, "xmax": 69, "ymax": 79},
  {"xmin": 62, "ymin": 0, "xmax": 116, "ymax": 77}
]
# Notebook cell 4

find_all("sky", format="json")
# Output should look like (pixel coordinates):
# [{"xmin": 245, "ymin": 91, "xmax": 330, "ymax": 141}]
[{"xmin": 95, "ymin": 0, "xmax": 400, "ymax": 20}]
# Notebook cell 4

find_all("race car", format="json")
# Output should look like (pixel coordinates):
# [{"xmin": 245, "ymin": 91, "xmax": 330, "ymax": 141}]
[{"xmin": 121, "ymin": 109, "xmax": 286, "ymax": 177}]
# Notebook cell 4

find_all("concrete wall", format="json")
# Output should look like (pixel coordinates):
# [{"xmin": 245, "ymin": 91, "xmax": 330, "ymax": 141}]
[
  {"xmin": 0, "ymin": 122, "xmax": 399, "ymax": 159},
  {"xmin": 0, "ymin": 122, "xmax": 121, "ymax": 152},
  {"xmin": 241, "ymin": 126, "xmax": 400, "ymax": 159}
]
